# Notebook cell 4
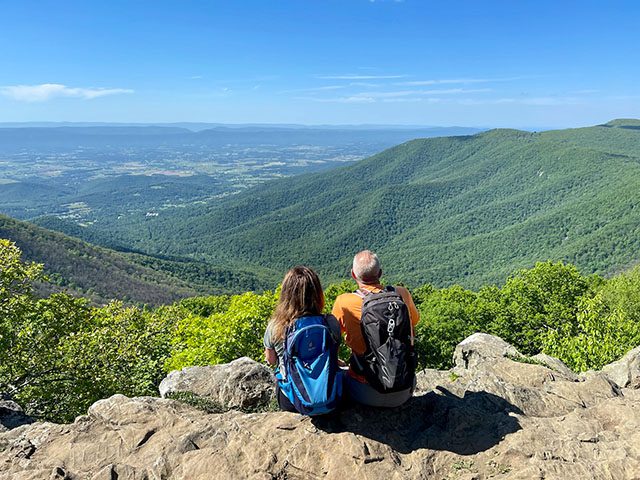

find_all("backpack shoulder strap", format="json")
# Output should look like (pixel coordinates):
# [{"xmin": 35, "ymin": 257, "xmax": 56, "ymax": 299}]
[
  {"xmin": 354, "ymin": 289, "xmax": 369, "ymax": 299},
  {"xmin": 321, "ymin": 313, "xmax": 342, "ymax": 345}
]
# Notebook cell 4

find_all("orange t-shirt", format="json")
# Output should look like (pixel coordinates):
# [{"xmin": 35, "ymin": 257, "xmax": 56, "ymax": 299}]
[{"xmin": 331, "ymin": 285, "xmax": 420, "ymax": 356}]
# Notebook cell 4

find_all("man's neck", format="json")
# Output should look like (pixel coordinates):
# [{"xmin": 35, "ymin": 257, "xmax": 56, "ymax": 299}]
[{"xmin": 357, "ymin": 281, "xmax": 383, "ymax": 291}]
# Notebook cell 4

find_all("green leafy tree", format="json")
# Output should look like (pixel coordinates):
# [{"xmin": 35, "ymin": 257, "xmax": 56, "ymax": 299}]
[
  {"xmin": 542, "ymin": 266, "xmax": 640, "ymax": 371},
  {"xmin": 166, "ymin": 291, "xmax": 277, "ymax": 371},
  {"xmin": 414, "ymin": 285, "xmax": 496, "ymax": 369},
  {"xmin": 490, "ymin": 261, "xmax": 593, "ymax": 354}
]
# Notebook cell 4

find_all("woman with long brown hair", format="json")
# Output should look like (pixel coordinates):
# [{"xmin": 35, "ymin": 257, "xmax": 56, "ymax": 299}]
[{"xmin": 264, "ymin": 266, "xmax": 342, "ymax": 413}]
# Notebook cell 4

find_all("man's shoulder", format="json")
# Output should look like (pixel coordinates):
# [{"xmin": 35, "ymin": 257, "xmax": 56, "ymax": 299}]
[
  {"xmin": 332, "ymin": 291, "xmax": 360, "ymax": 311},
  {"xmin": 334, "ymin": 291, "xmax": 360, "ymax": 301}
]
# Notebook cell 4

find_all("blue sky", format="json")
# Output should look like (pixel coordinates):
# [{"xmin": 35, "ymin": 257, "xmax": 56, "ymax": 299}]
[{"xmin": 0, "ymin": 0, "xmax": 638, "ymax": 127}]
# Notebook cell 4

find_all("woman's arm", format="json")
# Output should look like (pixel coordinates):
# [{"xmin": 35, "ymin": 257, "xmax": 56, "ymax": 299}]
[{"xmin": 265, "ymin": 348, "xmax": 278, "ymax": 366}]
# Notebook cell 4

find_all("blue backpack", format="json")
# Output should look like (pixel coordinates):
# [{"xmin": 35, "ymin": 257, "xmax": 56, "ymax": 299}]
[{"xmin": 276, "ymin": 315, "xmax": 342, "ymax": 416}]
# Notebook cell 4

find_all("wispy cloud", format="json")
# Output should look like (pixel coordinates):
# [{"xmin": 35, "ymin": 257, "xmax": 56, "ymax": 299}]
[
  {"xmin": 297, "ymin": 88, "xmax": 490, "ymax": 103},
  {"xmin": 189, "ymin": 75, "xmax": 204, "ymax": 80},
  {"xmin": 280, "ymin": 85, "xmax": 346, "ymax": 94},
  {"xmin": 349, "ymin": 81, "xmax": 382, "ymax": 87},
  {"xmin": 396, "ymin": 76, "xmax": 526, "ymax": 86},
  {"xmin": 570, "ymin": 89, "xmax": 599, "ymax": 95},
  {"xmin": 355, "ymin": 88, "xmax": 491, "ymax": 98},
  {"xmin": 294, "ymin": 95, "xmax": 374, "ymax": 104},
  {"xmin": 457, "ymin": 96, "xmax": 583, "ymax": 106},
  {"xmin": 316, "ymin": 74, "xmax": 407, "ymax": 80},
  {"xmin": 0, "ymin": 83, "xmax": 134, "ymax": 102}
]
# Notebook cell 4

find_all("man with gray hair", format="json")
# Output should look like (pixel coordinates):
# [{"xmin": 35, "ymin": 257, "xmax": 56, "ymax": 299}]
[{"xmin": 332, "ymin": 250, "xmax": 420, "ymax": 407}]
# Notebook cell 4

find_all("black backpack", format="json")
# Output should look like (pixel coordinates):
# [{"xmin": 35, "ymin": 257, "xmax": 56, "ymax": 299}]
[{"xmin": 353, "ymin": 286, "xmax": 417, "ymax": 393}]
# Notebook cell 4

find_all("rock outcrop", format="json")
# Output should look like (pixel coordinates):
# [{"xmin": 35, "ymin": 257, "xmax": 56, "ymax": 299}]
[
  {"xmin": 0, "ymin": 399, "xmax": 33, "ymax": 433},
  {"xmin": 2, "ymin": 334, "xmax": 640, "ymax": 479},
  {"xmin": 602, "ymin": 345, "xmax": 640, "ymax": 389},
  {"xmin": 158, "ymin": 357, "xmax": 275, "ymax": 411}
]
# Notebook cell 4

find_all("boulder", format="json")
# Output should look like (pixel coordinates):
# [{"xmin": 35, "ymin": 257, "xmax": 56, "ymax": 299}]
[
  {"xmin": 602, "ymin": 345, "xmax": 640, "ymax": 389},
  {"xmin": 447, "ymin": 334, "xmax": 621, "ymax": 417},
  {"xmin": 158, "ymin": 357, "xmax": 275, "ymax": 411},
  {"xmin": 0, "ymin": 399, "xmax": 33, "ymax": 433},
  {"xmin": 532, "ymin": 352, "xmax": 579, "ymax": 381},
  {"xmin": 453, "ymin": 332, "xmax": 520, "ymax": 371}
]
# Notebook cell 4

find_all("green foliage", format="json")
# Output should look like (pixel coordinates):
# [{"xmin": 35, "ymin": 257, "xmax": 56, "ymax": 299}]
[
  {"xmin": 413, "ymin": 261, "xmax": 603, "ymax": 369},
  {"xmin": 179, "ymin": 295, "xmax": 231, "ymax": 317},
  {"xmin": 166, "ymin": 291, "xmax": 277, "ymax": 371},
  {"xmin": 542, "ymin": 266, "xmax": 640, "ymax": 371},
  {"xmin": 490, "ymin": 261, "xmax": 593, "ymax": 354},
  {"xmin": 0, "ymin": 292, "xmax": 92, "ymax": 421},
  {"xmin": 57, "ymin": 303, "xmax": 177, "ymax": 419},
  {"xmin": 0, "ymin": 239, "xmax": 187, "ymax": 421},
  {"xmin": 414, "ymin": 285, "xmax": 497, "ymax": 369}
]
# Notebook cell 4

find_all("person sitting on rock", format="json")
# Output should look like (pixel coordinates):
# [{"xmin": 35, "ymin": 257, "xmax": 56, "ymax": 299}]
[
  {"xmin": 264, "ymin": 266, "xmax": 343, "ymax": 414},
  {"xmin": 332, "ymin": 250, "xmax": 420, "ymax": 407}
]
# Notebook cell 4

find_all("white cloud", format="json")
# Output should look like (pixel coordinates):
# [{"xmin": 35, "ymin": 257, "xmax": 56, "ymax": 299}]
[{"xmin": 0, "ymin": 83, "xmax": 134, "ymax": 102}]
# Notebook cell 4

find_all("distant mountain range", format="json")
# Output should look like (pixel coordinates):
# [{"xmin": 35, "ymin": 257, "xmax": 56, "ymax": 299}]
[
  {"xmin": 0, "ymin": 121, "xmax": 485, "ymax": 133},
  {"xmin": 73, "ymin": 118, "xmax": 639, "ymax": 289},
  {"xmin": 0, "ymin": 124, "xmax": 483, "ymax": 152}
]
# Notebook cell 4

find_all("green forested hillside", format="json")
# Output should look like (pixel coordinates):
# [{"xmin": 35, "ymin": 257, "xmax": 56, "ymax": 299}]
[
  {"xmin": 98, "ymin": 119, "xmax": 640, "ymax": 289},
  {"xmin": 0, "ymin": 215, "xmax": 221, "ymax": 305},
  {"xmin": 0, "ymin": 215, "xmax": 280, "ymax": 304}
]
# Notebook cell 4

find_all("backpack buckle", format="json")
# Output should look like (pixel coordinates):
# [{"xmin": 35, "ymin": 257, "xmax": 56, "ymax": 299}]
[{"xmin": 387, "ymin": 318, "xmax": 395, "ymax": 334}]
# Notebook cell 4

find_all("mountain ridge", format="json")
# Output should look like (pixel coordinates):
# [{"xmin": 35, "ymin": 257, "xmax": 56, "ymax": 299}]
[{"xmin": 115, "ymin": 120, "xmax": 640, "ymax": 288}]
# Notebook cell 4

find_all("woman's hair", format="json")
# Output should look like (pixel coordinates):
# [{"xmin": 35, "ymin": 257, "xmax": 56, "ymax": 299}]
[{"xmin": 270, "ymin": 265, "xmax": 325, "ymax": 342}]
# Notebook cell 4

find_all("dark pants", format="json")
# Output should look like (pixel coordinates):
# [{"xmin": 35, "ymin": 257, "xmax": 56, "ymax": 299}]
[{"xmin": 276, "ymin": 385, "xmax": 297, "ymax": 412}]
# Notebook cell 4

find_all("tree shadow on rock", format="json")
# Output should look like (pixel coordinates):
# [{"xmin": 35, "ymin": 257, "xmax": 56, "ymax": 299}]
[{"xmin": 313, "ymin": 387, "xmax": 523, "ymax": 455}]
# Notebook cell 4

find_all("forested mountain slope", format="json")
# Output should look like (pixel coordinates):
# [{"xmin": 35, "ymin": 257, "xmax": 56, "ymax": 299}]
[
  {"xmin": 121, "ymin": 119, "xmax": 640, "ymax": 288},
  {"xmin": 0, "ymin": 215, "xmax": 204, "ymax": 305}
]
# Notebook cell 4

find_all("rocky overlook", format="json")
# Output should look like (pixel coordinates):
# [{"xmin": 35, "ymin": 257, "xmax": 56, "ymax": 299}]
[{"xmin": 2, "ymin": 333, "xmax": 640, "ymax": 479}]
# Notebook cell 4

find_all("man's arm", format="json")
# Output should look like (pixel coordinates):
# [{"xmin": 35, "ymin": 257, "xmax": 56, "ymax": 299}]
[
  {"xmin": 398, "ymin": 287, "xmax": 420, "ymax": 326},
  {"xmin": 331, "ymin": 297, "xmax": 348, "ymax": 334}
]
